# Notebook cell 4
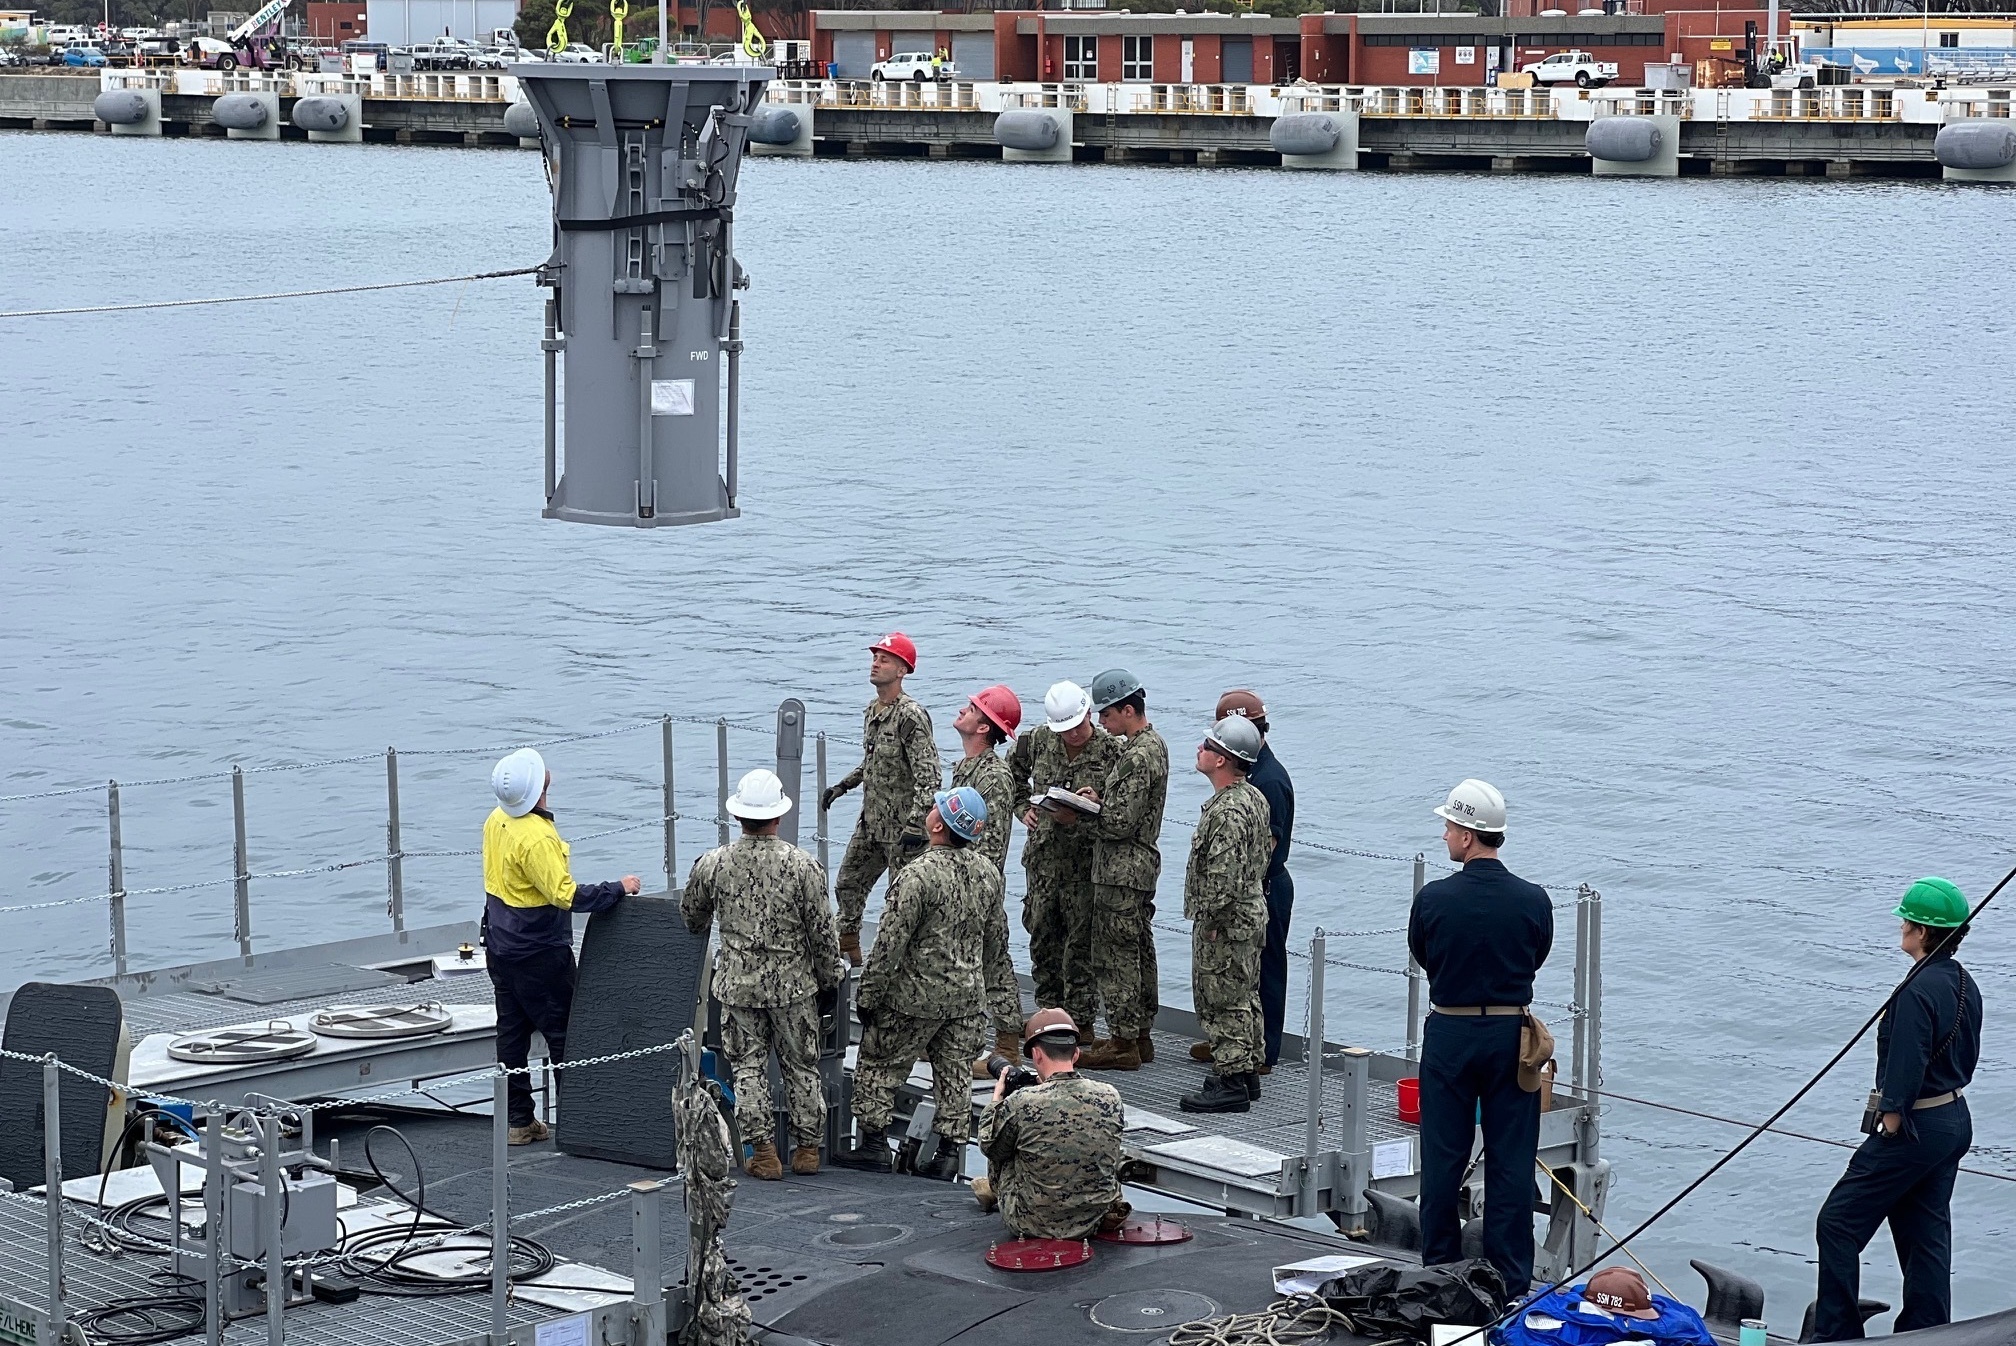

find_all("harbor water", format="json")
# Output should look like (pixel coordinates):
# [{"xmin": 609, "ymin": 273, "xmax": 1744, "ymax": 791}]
[{"xmin": 4, "ymin": 130, "xmax": 2015, "ymax": 1323}]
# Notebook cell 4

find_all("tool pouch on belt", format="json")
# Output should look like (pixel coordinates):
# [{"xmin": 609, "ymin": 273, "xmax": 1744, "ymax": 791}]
[
  {"xmin": 1518, "ymin": 1012, "xmax": 1555, "ymax": 1094},
  {"xmin": 1860, "ymin": 1090, "xmax": 1884, "ymax": 1136}
]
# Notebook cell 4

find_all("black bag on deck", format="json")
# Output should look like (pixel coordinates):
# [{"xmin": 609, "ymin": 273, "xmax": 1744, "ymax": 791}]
[{"xmin": 1318, "ymin": 1259, "xmax": 1508, "ymax": 1339}]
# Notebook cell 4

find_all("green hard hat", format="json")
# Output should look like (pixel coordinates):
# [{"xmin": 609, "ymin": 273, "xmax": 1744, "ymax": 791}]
[
  {"xmin": 1090, "ymin": 668, "xmax": 1144, "ymax": 712},
  {"xmin": 1894, "ymin": 876, "xmax": 1969, "ymax": 928}
]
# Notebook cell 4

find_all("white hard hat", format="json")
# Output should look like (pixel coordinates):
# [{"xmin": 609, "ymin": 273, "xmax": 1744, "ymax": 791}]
[
  {"xmin": 491, "ymin": 748, "xmax": 547, "ymax": 818},
  {"xmin": 1203, "ymin": 715, "xmax": 1262, "ymax": 766},
  {"xmin": 1434, "ymin": 778, "xmax": 1507, "ymax": 835},
  {"xmin": 726, "ymin": 768, "xmax": 792, "ymax": 821},
  {"xmin": 1043, "ymin": 680, "xmax": 1091, "ymax": 734}
]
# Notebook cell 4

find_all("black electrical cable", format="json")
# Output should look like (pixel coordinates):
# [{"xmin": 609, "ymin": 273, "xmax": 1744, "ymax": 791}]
[
  {"xmin": 69, "ymin": 1271, "xmax": 206, "ymax": 1345},
  {"xmin": 1460, "ymin": 863, "xmax": 2013, "ymax": 1345},
  {"xmin": 335, "ymin": 1124, "xmax": 556, "ymax": 1296}
]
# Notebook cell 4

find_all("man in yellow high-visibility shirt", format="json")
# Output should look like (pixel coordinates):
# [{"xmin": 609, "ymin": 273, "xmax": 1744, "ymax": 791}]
[{"xmin": 484, "ymin": 747, "xmax": 640, "ymax": 1145}]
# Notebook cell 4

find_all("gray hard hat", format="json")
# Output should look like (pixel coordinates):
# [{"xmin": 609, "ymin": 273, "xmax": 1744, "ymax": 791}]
[
  {"xmin": 1090, "ymin": 668, "xmax": 1144, "ymax": 712},
  {"xmin": 1203, "ymin": 715, "xmax": 1262, "ymax": 766}
]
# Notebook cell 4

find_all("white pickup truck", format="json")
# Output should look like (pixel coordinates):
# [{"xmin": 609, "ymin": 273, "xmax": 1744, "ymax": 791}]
[
  {"xmin": 1521, "ymin": 49, "xmax": 1618, "ymax": 87},
  {"xmin": 871, "ymin": 51, "xmax": 958, "ymax": 82}
]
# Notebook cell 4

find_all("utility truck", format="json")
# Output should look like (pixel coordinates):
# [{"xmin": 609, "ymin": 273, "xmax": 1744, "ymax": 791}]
[{"xmin": 1521, "ymin": 49, "xmax": 1617, "ymax": 87}]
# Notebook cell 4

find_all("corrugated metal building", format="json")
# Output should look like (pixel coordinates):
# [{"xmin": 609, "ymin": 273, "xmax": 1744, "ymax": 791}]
[{"xmin": 365, "ymin": 0, "xmax": 516, "ymax": 44}]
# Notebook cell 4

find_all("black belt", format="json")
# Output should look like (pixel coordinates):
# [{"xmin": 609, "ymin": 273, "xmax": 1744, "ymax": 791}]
[{"xmin": 1430, "ymin": 1004, "xmax": 1526, "ymax": 1016}]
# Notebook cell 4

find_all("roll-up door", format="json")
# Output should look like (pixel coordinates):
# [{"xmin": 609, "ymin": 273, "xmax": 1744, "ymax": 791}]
[
  {"xmin": 951, "ymin": 31, "xmax": 993, "ymax": 79},
  {"xmin": 1221, "ymin": 37, "xmax": 1253, "ymax": 83},
  {"xmin": 890, "ymin": 31, "xmax": 935, "ymax": 58},
  {"xmin": 831, "ymin": 31, "xmax": 875, "ymax": 77}
]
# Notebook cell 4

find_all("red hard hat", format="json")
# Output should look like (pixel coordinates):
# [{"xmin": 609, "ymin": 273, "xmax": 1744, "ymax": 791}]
[
  {"xmin": 868, "ymin": 632, "xmax": 917, "ymax": 672},
  {"xmin": 968, "ymin": 684, "xmax": 1022, "ymax": 739}
]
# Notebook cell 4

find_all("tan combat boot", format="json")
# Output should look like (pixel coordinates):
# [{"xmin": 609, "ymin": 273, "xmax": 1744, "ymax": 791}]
[
  {"xmin": 790, "ymin": 1146, "xmax": 820, "ymax": 1175},
  {"xmin": 1136, "ymin": 1034, "xmax": 1156, "ymax": 1063},
  {"xmin": 839, "ymin": 931, "xmax": 863, "ymax": 968},
  {"xmin": 1189, "ymin": 1040, "xmax": 1214, "ymax": 1063},
  {"xmin": 507, "ymin": 1119, "xmax": 550, "ymax": 1146},
  {"xmin": 973, "ymin": 1029, "xmax": 1022, "ymax": 1080},
  {"xmin": 745, "ymin": 1142, "xmax": 783, "ymax": 1180},
  {"xmin": 1078, "ymin": 1037, "xmax": 1141, "ymax": 1071},
  {"xmin": 971, "ymin": 1175, "xmax": 998, "ymax": 1213}
]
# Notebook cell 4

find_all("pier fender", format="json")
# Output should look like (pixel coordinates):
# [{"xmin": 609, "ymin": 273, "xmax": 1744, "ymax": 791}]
[
  {"xmin": 292, "ymin": 95, "xmax": 349, "ymax": 133},
  {"xmin": 502, "ymin": 99, "xmax": 542, "ymax": 141},
  {"xmin": 996, "ymin": 108, "xmax": 1062, "ymax": 152},
  {"xmin": 748, "ymin": 104, "xmax": 801, "ymax": 145},
  {"xmin": 1936, "ymin": 120, "xmax": 2016, "ymax": 170},
  {"xmin": 1586, "ymin": 115, "xmax": 1661, "ymax": 163},
  {"xmin": 212, "ymin": 92, "xmax": 271, "ymax": 131},
  {"xmin": 1271, "ymin": 112, "xmax": 1340, "ymax": 156},
  {"xmin": 93, "ymin": 89, "xmax": 151, "ymax": 125}
]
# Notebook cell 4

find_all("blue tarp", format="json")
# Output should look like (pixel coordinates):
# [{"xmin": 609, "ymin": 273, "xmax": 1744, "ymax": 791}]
[{"xmin": 1804, "ymin": 45, "xmax": 2016, "ymax": 76}]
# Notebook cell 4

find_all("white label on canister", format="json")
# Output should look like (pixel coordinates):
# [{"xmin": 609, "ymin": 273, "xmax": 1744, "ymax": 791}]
[{"xmin": 650, "ymin": 379, "xmax": 695, "ymax": 416}]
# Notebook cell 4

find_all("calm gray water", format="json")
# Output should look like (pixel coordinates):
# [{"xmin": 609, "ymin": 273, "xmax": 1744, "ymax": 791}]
[{"xmin": 5, "ymin": 129, "xmax": 2015, "ymax": 1322}]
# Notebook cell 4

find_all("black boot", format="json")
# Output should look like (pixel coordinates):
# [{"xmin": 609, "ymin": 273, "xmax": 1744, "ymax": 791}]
[
  {"xmin": 1243, "ymin": 1071, "xmax": 1262, "ymax": 1101},
  {"xmin": 914, "ymin": 1141, "xmax": 964, "ymax": 1182},
  {"xmin": 1178, "ymin": 1072, "xmax": 1251, "ymax": 1114},
  {"xmin": 830, "ymin": 1124, "xmax": 892, "ymax": 1172}
]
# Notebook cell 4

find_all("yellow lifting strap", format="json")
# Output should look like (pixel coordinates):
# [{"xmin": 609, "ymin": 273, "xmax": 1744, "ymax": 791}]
[
  {"xmin": 735, "ymin": 0, "xmax": 767, "ymax": 60},
  {"xmin": 546, "ymin": 0, "xmax": 574, "ymax": 55}
]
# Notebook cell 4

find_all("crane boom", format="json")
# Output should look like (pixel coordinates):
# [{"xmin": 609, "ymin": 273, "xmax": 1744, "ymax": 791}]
[{"xmin": 227, "ymin": 0, "xmax": 288, "ymax": 44}]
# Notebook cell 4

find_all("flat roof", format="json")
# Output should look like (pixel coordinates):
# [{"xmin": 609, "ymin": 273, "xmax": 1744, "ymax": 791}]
[
  {"xmin": 811, "ymin": 10, "xmax": 997, "ymax": 31},
  {"xmin": 1324, "ymin": 12, "xmax": 1667, "ymax": 35},
  {"xmin": 1017, "ymin": 12, "xmax": 1301, "ymax": 35}
]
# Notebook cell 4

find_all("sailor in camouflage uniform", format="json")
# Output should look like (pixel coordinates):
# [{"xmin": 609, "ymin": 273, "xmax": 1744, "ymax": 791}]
[
  {"xmin": 833, "ymin": 786, "xmax": 993, "ymax": 1181},
  {"xmin": 952, "ymin": 684, "xmax": 1028, "ymax": 1074},
  {"xmin": 1007, "ymin": 680, "xmax": 1120, "ymax": 1032},
  {"xmin": 974, "ymin": 1009, "xmax": 1127, "ymax": 1239},
  {"xmin": 681, "ymin": 769, "xmax": 843, "ymax": 1180},
  {"xmin": 1178, "ymin": 716, "xmax": 1273, "ymax": 1114},
  {"xmin": 821, "ymin": 632, "xmax": 940, "ymax": 967},
  {"xmin": 1076, "ymin": 669, "xmax": 1169, "ymax": 1073}
]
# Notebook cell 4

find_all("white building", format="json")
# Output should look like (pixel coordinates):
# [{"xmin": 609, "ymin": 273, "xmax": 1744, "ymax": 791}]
[{"xmin": 366, "ymin": 0, "xmax": 517, "ymax": 45}]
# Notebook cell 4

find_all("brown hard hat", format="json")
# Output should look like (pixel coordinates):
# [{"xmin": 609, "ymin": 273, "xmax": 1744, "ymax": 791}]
[
  {"xmin": 1022, "ymin": 1008, "xmax": 1080, "ymax": 1054},
  {"xmin": 1215, "ymin": 689, "xmax": 1267, "ymax": 722},
  {"xmin": 1583, "ymin": 1268, "xmax": 1659, "ymax": 1320}
]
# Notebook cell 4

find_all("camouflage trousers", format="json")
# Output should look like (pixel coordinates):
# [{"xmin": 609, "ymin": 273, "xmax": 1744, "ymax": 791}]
[
  {"xmin": 720, "ymin": 998, "xmax": 827, "ymax": 1149},
  {"xmin": 982, "ymin": 881, "xmax": 1025, "ymax": 1039},
  {"xmin": 1090, "ymin": 883, "xmax": 1159, "ymax": 1041},
  {"xmin": 1191, "ymin": 928, "xmax": 1263, "ymax": 1075},
  {"xmin": 834, "ymin": 826, "xmax": 912, "ymax": 936},
  {"xmin": 1023, "ymin": 862, "xmax": 1095, "ymax": 1031},
  {"xmin": 853, "ymin": 1009, "xmax": 987, "ymax": 1143}
]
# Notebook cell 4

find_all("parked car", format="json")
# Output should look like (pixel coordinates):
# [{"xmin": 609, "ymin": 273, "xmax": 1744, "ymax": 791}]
[
  {"xmin": 407, "ymin": 39, "xmax": 472, "ymax": 70},
  {"xmin": 548, "ymin": 42, "xmax": 599, "ymax": 62},
  {"xmin": 63, "ymin": 43, "xmax": 109, "ymax": 66},
  {"xmin": 1520, "ymin": 49, "xmax": 1617, "ymax": 87},
  {"xmin": 0, "ymin": 47, "xmax": 27, "ymax": 67},
  {"xmin": 871, "ymin": 50, "xmax": 954, "ymax": 82}
]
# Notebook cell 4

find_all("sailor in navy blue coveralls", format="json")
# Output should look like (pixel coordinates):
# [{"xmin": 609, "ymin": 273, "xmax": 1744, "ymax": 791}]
[
  {"xmin": 1407, "ymin": 782, "xmax": 1552, "ymax": 1295},
  {"xmin": 1811, "ymin": 915, "xmax": 1981, "ymax": 1342}
]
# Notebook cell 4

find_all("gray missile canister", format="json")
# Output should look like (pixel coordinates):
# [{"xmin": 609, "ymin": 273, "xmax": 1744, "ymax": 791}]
[{"xmin": 515, "ymin": 62, "xmax": 771, "ymax": 528}]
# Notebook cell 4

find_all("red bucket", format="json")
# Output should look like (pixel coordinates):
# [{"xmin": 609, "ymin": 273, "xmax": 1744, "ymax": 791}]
[{"xmin": 1397, "ymin": 1076, "xmax": 1421, "ymax": 1125}]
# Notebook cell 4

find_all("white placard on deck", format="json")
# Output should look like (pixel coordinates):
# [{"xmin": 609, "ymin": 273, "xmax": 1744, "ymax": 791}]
[
  {"xmin": 1372, "ymin": 1137, "xmax": 1415, "ymax": 1179},
  {"xmin": 1123, "ymin": 1107, "xmax": 1197, "ymax": 1136},
  {"xmin": 651, "ymin": 379, "xmax": 696, "ymax": 416},
  {"xmin": 535, "ymin": 1311, "xmax": 592, "ymax": 1346}
]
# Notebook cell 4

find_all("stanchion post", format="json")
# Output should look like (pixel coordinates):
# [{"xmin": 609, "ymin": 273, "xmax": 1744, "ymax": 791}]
[
  {"xmin": 1302, "ymin": 930, "xmax": 1326, "ymax": 1187},
  {"xmin": 1586, "ymin": 885, "xmax": 1603, "ymax": 1114},
  {"xmin": 662, "ymin": 715, "xmax": 677, "ymax": 893},
  {"xmin": 108, "ymin": 780, "xmax": 127, "ymax": 975},
  {"xmin": 261, "ymin": 1115, "xmax": 283, "ymax": 1346},
  {"xmin": 203, "ymin": 1112, "xmax": 223, "ymax": 1346},
  {"xmin": 815, "ymin": 732, "xmax": 829, "ymax": 875},
  {"xmin": 1405, "ymin": 854, "xmax": 1425, "ymax": 1062},
  {"xmin": 630, "ymin": 1179, "xmax": 667, "ymax": 1342},
  {"xmin": 232, "ymin": 765, "xmax": 252, "ymax": 964},
  {"xmin": 386, "ymin": 747, "xmax": 406, "ymax": 938},
  {"xmin": 1572, "ymin": 886, "xmax": 1591, "ymax": 1097},
  {"xmin": 715, "ymin": 717, "xmax": 730, "ymax": 848},
  {"xmin": 41, "ymin": 1057, "xmax": 65, "ymax": 1346},
  {"xmin": 491, "ymin": 1072, "xmax": 510, "ymax": 1344}
]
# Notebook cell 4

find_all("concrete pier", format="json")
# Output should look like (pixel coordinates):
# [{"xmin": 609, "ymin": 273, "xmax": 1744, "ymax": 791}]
[{"xmin": 0, "ymin": 72, "xmax": 1966, "ymax": 180}]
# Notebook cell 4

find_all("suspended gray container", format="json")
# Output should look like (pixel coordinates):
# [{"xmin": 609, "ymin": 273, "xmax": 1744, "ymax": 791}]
[
  {"xmin": 516, "ymin": 62, "xmax": 772, "ymax": 527},
  {"xmin": 1936, "ymin": 120, "xmax": 2016, "ymax": 181}
]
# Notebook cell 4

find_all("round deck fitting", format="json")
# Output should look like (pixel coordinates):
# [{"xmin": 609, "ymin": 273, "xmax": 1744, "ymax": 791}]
[
  {"xmin": 1094, "ymin": 1215, "xmax": 1193, "ymax": 1245},
  {"xmin": 166, "ymin": 1021, "xmax": 316, "ymax": 1064},
  {"xmin": 985, "ymin": 1237, "xmax": 1093, "ymax": 1272},
  {"xmin": 1090, "ymin": 1289, "xmax": 1219, "ymax": 1331},
  {"xmin": 309, "ymin": 1002, "xmax": 453, "ymax": 1040}
]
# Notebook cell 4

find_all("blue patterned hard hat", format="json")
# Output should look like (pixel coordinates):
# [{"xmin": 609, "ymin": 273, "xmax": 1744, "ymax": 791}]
[{"xmin": 934, "ymin": 787, "xmax": 988, "ymax": 842}]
